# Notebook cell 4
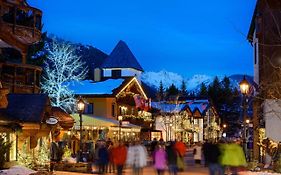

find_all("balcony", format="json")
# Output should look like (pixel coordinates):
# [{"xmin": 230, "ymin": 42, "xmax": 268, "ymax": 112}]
[
  {"xmin": 0, "ymin": 62, "xmax": 42, "ymax": 94},
  {"xmin": 0, "ymin": 1, "xmax": 42, "ymax": 59}
]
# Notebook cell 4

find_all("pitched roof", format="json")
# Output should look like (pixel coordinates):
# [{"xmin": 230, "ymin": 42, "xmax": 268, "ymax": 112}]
[
  {"xmin": 247, "ymin": 0, "xmax": 260, "ymax": 42},
  {"xmin": 4, "ymin": 94, "xmax": 49, "ymax": 123},
  {"xmin": 101, "ymin": 40, "xmax": 144, "ymax": 71},
  {"xmin": 67, "ymin": 79, "xmax": 125, "ymax": 96},
  {"xmin": 152, "ymin": 99, "xmax": 212, "ymax": 116}
]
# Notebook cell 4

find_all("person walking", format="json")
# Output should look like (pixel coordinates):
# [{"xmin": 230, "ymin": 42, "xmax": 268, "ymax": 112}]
[
  {"xmin": 174, "ymin": 140, "xmax": 186, "ymax": 171},
  {"xmin": 166, "ymin": 142, "xmax": 178, "ymax": 175},
  {"xmin": 108, "ymin": 142, "xmax": 115, "ymax": 173},
  {"xmin": 220, "ymin": 139, "xmax": 247, "ymax": 175},
  {"xmin": 127, "ymin": 141, "xmax": 148, "ymax": 175},
  {"xmin": 113, "ymin": 141, "xmax": 127, "ymax": 175},
  {"xmin": 153, "ymin": 144, "xmax": 167, "ymax": 175},
  {"xmin": 98, "ymin": 143, "xmax": 109, "ymax": 174},
  {"xmin": 203, "ymin": 141, "xmax": 223, "ymax": 175},
  {"xmin": 193, "ymin": 142, "xmax": 202, "ymax": 166}
]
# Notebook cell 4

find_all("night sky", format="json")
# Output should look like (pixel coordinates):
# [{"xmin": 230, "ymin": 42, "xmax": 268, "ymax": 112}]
[{"xmin": 28, "ymin": 0, "xmax": 256, "ymax": 77}]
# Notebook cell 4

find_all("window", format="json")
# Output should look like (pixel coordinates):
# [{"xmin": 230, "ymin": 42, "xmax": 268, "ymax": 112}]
[
  {"xmin": 112, "ymin": 70, "xmax": 121, "ymax": 78},
  {"xmin": 112, "ymin": 103, "xmax": 115, "ymax": 117},
  {"xmin": 84, "ymin": 103, "xmax": 93, "ymax": 114}
]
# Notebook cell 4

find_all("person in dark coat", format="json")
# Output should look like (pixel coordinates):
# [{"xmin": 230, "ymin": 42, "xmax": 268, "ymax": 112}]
[
  {"xmin": 204, "ymin": 142, "xmax": 223, "ymax": 175},
  {"xmin": 166, "ymin": 142, "xmax": 178, "ymax": 175},
  {"xmin": 98, "ymin": 144, "xmax": 109, "ymax": 174}
]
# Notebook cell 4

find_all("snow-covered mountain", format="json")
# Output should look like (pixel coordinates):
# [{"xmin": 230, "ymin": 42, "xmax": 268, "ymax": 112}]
[
  {"xmin": 141, "ymin": 70, "xmax": 253, "ymax": 92},
  {"xmin": 141, "ymin": 70, "xmax": 184, "ymax": 89},
  {"xmin": 141, "ymin": 70, "xmax": 213, "ymax": 91}
]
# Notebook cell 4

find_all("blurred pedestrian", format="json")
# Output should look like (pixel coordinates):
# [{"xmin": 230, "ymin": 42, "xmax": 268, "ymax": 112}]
[
  {"xmin": 204, "ymin": 141, "xmax": 223, "ymax": 175},
  {"xmin": 113, "ymin": 141, "xmax": 127, "ymax": 175},
  {"xmin": 98, "ymin": 143, "xmax": 109, "ymax": 174},
  {"xmin": 174, "ymin": 140, "xmax": 186, "ymax": 171},
  {"xmin": 166, "ymin": 142, "xmax": 178, "ymax": 175},
  {"xmin": 151, "ymin": 138, "xmax": 158, "ymax": 156},
  {"xmin": 153, "ymin": 144, "xmax": 167, "ymax": 175},
  {"xmin": 220, "ymin": 139, "xmax": 247, "ymax": 175},
  {"xmin": 127, "ymin": 141, "xmax": 148, "ymax": 175},
  {"xmin": 108, "ymin": 142, "xmax": 115, "ymax": 173},
  {"xmin": 193, "ymin": 142, "xmax": 202, "ymax": 166}
]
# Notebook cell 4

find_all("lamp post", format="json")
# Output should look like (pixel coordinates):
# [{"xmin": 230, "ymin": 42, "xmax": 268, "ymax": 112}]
[
  {"xmin": 118, "ymin": 116, "xmax": 123, "ymax": 141},
  {"xmin": 239, "ymin": 75, "xmax": 250, "ymax": 161},
  {"xmin": 77, "ymin": 97, "xmax": 85, "ymax": 162}
]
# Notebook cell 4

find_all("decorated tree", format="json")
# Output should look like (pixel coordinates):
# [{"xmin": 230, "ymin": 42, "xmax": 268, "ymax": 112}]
[
  {"xmin": 0, "ymin": 135, "xmax": 11, "ymax": 169},
  {"xmin": 41, "ymin": 39, "xmax": 88, "ymax": 112}
]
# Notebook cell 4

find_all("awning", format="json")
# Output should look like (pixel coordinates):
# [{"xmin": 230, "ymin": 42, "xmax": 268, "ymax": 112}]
[{"xmin": 71, "ymin": 114, "xmax": 141, "ymax": 131}]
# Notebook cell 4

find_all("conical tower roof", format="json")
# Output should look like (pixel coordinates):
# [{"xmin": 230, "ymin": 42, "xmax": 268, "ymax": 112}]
[{"xmin": 101, "ymin": 40, "xmax": 144, "ymax": 71}]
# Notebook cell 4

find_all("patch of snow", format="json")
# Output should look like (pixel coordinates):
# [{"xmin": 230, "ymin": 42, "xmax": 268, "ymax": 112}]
[
  {"xmin": 0, "ymin": 165, "xmax": 36, "ymax": 175},
  {"xmin": 66, "ymin": 79, "xmax": 125, "ymax": 94}
]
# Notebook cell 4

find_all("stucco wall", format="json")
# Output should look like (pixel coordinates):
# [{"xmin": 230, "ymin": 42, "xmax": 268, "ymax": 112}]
[{"xmin": 264, "ymin": 99, "xmax": 281, "ymax": 141}]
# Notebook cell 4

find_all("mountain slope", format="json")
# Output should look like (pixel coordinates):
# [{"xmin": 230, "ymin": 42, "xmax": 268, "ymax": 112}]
[{"xmin": 141, "ymin": 70, "xmax": 254, "ymax": 92}]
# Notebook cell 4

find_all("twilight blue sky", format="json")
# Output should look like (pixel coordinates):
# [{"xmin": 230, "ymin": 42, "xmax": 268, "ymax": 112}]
[{"xmin": 29, "ymin": 0, "xmax": 256, "ymax": 77}]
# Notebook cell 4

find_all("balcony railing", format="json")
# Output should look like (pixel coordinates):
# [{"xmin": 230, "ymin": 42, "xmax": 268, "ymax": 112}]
[
  {"xmin": 0, "ymin": 1, "xmax": 42, "ymax": 41},
  {"xmin": 0, "ymin": 62, "xmax": 42, "ymax": 94}
]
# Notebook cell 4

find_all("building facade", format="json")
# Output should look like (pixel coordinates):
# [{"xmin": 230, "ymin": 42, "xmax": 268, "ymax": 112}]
[{"xmin": 247, "ymin": 0, "xmax": 281, "ymax": 161}]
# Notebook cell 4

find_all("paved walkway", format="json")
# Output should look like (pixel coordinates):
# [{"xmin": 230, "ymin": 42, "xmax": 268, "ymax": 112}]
[
  {"xmin": 54, "ymin": 164, "xmax": 208, "ymax": 175},
  {"xmin": 54, "ymin": 148, "xmax": 208, "ymax": 175}
]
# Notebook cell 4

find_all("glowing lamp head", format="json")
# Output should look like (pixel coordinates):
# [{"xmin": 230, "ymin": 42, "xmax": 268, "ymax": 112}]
[
  {"xmin": 239, "ymin": 76, "xmax": 250, "ymax": 95},
  {"xmin": 77, "ymin": 98, "xmax": 85, "ymax": 113},
  {"xmin": 223, "ymin": 124, "xmax": 227, "ymax": 128},
  {"xmin": 246, "ymin": 119, "xmax": 250, "ymax": 124},
  {"xmin": 118, "ymin": 115, "xmax": 123, "ymax": 121}
]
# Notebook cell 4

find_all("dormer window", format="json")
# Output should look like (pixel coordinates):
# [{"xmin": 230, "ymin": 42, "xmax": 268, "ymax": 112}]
[{"xmin": 112, "ymin": 70, "xmax": 121, "ymax": 78}]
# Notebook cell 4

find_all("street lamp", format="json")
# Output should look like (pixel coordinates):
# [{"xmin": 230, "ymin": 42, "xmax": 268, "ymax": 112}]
[
  {"xmin": 118, "ymin": 116, "xmax": 123, "ymax": 141},
  {"xmin": 77, "ymin": 97, "xmax": 85, "ymax": 162},
  {"xmin": 239, "ymin": 75, "xmax": 250, "ymax": 160}
]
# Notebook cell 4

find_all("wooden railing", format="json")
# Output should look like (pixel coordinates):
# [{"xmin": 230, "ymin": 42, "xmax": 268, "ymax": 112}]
[
  {"xmin": 0, "ymin": 62, "xmax": 42, "ymax": 94},
  {"xmin": 0, "ymin": 1, "xmax": 42, "ymax": 40}
]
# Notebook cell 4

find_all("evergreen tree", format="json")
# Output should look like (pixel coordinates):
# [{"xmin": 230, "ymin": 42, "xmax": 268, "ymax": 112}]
[
  {"xmin": 180, "ymin": 80, "xmax": 188, "ymax": 97},
  {"xmin": 198, "ymin": 83, "xmax": 208, "ymax": 97},
  {"xmin": 166, "ymin": 83, "xmax": 179, "ymax": 98},
  {"xmin": 157, "ymin": 81, "xmax": 165, "ymax": 101},
  {"xmin": 0, "ymin": 136, "xmax": 11, "ymax": 169}
]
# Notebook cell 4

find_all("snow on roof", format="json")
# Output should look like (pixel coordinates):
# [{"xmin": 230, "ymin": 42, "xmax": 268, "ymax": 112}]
[
  {"xmin": 67, "ymin": 79, "xmax": 125, "ymax": 95},
  {"xmin": 151, "ymin": 102, "xmax": 186, "ymax": 113},
  {"xmin": 152, "ymin": 99, "xmax": 210, "ymax": 114},
  {"xmin": 187, "ymin": 100, "xmax": 209, "ymax": 114}
]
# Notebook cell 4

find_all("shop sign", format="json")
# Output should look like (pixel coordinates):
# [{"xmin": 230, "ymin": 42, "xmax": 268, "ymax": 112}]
[{"xmin": 46, "ymin": 117, "xmax": 58, "ymax": 125}]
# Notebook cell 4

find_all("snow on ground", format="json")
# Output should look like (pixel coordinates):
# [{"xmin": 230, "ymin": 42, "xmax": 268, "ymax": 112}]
[{"xmin": 0, "ymin": 165, "xmax": 36, "ymax": 175}]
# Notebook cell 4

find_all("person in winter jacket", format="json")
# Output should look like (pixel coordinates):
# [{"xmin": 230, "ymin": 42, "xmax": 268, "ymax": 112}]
[
  {"xmin": 98, "ymin": 143, "xmax": 109, "ymax": 174},
  {"xmin": 113, "ymin": 141, "xmax": 127, "ymax": 175},
  {"xmin": 174, "ymin": 140, "xmax": 186, "ymax": 171},
  {"xmin": 219, "ymin": 140, "xmax": 247, "ymax": 175},
  {"xmin": 193, "ymin": 142, "xmax": 202, "ymax": 166},
  {"xmin": 153, "ymin": 144, "xmax": 167, "ymax": 175},
  {"xmin": 166, "ymin": 141, "xmax": 178, "ymax": 175},
  {"xmin": 126, "ymin": 141, "xmax": 148, "ymax": 175}
]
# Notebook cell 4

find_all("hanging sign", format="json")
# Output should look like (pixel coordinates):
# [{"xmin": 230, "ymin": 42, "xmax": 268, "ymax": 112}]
[{"xmin": 46, "ymin": 117, "xmax": 58, "ymax": 125}]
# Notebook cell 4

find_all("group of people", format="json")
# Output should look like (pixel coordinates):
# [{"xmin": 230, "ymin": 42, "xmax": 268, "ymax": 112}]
[
  {"xmin": 94, "ymin": 139, "xmax": 187, "ymax": 175},
  {"xmin": 200, "ymin": 139, "xmax": 247, "ymax": 175},
  {"xmin": 94, "ymin": 140, "xmax": 150, "ymax": 175},
  {"xmin": 151, "ymin": 140, "xmax": 186, "ymax": 175}
]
